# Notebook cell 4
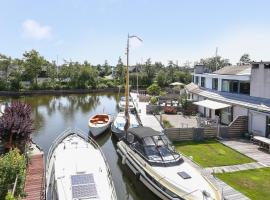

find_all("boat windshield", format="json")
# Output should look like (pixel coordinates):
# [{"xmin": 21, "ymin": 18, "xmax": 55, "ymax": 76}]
[{"xmin": 141, "ymin": 135, "xmax": 181, "ymax": 165}]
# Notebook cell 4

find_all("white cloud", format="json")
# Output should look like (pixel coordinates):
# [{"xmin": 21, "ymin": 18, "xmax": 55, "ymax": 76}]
[{"xmin": 22, "ymin": 19, "xmax": 52, "ymax": 40}]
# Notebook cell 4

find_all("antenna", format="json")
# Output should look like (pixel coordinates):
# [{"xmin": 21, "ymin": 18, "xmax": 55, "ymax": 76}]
[{"xmin": 215, "ymin": 47, "xmax": 218, "ymax": 71}]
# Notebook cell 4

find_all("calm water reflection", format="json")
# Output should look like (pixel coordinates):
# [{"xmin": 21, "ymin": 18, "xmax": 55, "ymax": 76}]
[{"xmin": 1, "ymin": 93, "xmax": 157, "ymax": 200}]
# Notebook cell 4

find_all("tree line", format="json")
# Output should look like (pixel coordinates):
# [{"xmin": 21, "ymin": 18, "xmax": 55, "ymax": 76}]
[
  {"xmin": 0, "ymin": 49, "xmax": 250, "ymax": 91},
  {"xmin": 0, "ymin": 50, "xmax": 194, "ymax": 91}
]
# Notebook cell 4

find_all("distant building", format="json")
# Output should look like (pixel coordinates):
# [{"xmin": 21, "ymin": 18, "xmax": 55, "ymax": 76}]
[{"xmin": 185, "ymin": 62, "xmax": 270, "ymax": 137}]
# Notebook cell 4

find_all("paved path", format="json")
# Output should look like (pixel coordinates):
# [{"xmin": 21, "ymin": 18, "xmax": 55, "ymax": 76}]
[
  {"xmin": 183, "ymin": 157, "xmax": 250, "ymax": 200},
  {"xmin": 204, "ymin": 162, "xmax": 265, "ymax": 174},
  {"xmin": 220, "ymin": 139, "xmax": 270, "ymax": 166}
]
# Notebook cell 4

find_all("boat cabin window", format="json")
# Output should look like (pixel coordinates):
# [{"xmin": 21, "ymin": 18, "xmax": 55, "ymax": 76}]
[
  {"xmin": 127, "ymin": 133, "xmax": 135, "ymax": 143},
  {"xmin": 140, "ymin": 135, "xmax": 181, "ymax": 164}
]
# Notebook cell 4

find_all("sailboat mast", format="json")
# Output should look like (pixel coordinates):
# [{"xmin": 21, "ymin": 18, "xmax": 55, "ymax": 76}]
[
  {"xmin": 125, "ymin": 34, "xmax": 129, "ymax": 116},
  {"xmin": 124, "ymin": 34, "xmax": 130, "ymax": 135}
]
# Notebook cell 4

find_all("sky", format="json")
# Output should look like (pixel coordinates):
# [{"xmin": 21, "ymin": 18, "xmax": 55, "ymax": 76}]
[{"xmin": 1, "ymin": 0, "xmax": 270, "ymax": 66}]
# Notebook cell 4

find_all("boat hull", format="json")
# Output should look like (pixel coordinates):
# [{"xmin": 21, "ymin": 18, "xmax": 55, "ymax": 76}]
[
  {"xmin": 117, "ymin": 141, "xmax": 221, "ymax": 200},
  {"xmin": 88, "ymin": 114, "xmax": 111, "ymax": 137},
  {"xmin": 89, "ymin": 124, "xmax": 110, "ymax": 137},
  {"xmin": 117, "ymin": 144, "xmax": 174, "ymax": 200},
  {"xmin": 46, "ymin": 129, "xmax": 117, "ymax": 200},
  {"xmin": 111, "ymin": 123, "xmax": 125, "ymax": 139}
]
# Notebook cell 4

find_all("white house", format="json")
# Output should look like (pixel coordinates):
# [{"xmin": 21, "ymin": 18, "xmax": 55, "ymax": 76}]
[{"xmin": 185, "ymin": 62, "xmax": 270, "ymax": 137}]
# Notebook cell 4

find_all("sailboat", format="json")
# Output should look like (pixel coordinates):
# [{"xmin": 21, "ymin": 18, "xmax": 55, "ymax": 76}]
[{"xmin": 46, "ymin": 128, "xmax": 117, "ymax": 200}]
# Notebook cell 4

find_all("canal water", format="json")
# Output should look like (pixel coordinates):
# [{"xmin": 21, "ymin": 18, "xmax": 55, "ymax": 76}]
[{"xmin": 1, "ymin": 92, "xmax": 157, "ymax": 200}]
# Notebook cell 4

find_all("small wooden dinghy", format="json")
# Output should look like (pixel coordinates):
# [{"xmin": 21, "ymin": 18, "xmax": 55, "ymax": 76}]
[{"xmin": 88, "ymin": 114, "xmax": 111, "ymax": 137}]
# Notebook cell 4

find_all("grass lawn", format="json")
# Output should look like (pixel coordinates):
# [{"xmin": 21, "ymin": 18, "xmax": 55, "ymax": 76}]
[
  {"xmin": 174, "ymin": 140, "xmax": 254, "ymax": 167},
  {"xmin": 216, "ymin": 168, "xmax": 270, "ymax": 200}
]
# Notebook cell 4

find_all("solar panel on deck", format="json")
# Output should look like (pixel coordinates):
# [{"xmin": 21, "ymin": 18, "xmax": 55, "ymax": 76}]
[
  {"xmin": 71, "ymin": 174, "xmax": 98, "ymax": 199},
  {"xmin": 71, "ymin": 174, "xmax": 94, "ymax": 185}
]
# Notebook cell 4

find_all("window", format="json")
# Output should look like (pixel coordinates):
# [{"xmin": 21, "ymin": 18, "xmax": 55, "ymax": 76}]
[
  {"xmin": 201, "ymin": 77, "xmax": 205, "ymax": 87},
  {"xmin": 239, "ymin": 81, "xmax": 250, "ymax": 95},
  {"xmin": 212, "ymin": 78, "xmax": 218, "ymax": 90},
  {"xmin": 222, "ymin": 80, "xmax": 230, "ymax": 92},
  {"xmin": 195, "ymin": 76, "xmax": 199, "ymax": 84},
  {"xmin": 264, "ymin": 64, "xmax": 270, "ymax": 69},
  {"xmin": 222, "ymin": 79, "xmax": 239, "ymax": 93},
  {"xmin": 252, "ymin": 64, "xmax": 259, "ymax": 69}
]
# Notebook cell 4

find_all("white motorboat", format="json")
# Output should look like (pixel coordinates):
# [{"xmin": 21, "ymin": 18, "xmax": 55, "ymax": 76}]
[
  {"xmin": 111, "ymin": 112, "xmax": 140, "ymax": 140},
  {"xmin": 46, "ymin": 128, "xmax": 117, "ymax": 200},
  {"xmin": 117, "ymin": 127, "xmax": 222, "ymax": 200},
  {"xmin": 118, "ymin": 96, "xmax": 135, "ymax": 112},
  {"xmin": 88, "ymin": 114, "xmax": 111, "ymax": 137}
]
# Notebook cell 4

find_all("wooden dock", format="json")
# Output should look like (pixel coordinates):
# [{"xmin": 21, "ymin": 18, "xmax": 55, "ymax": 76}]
[
  {"xmin": 23, "ymin": 144, "xmax": 45, "ymax": 200},
  {"xmin": 130, "ymin": 93, "xmax": 163, "ymax": 132}
]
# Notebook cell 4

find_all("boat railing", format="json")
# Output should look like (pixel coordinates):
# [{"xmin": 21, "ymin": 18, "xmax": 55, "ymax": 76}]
[
  {"xmin": 86, "ymin": 129, "xmax": 117, "ymax": 199},
  {"xmin": 46, "ymin": 127, "xmax": 117, "ymax": 199}
]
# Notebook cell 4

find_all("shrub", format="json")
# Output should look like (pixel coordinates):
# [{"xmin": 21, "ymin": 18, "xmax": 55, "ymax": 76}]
[
  {"xmin": 163, "ymin": 119, "xmax": 173, "ymax": 128},
  {"xmin": 0, "ymin": 148, "xmax": 26, "ymax": 199},
  {"xmin": 147, "ymin": 83, "xmax": 161, "ymax": 95},
  {"xmin": 0, "ymin": 102, "xmax": 34, "ymax": 151},
  {"xmin": 149, "ymin": 96, "xmax": 158, "ymax": 105},
  {"xmin": 5, "ymin": 192, "xmax": 16, "ymax": 200},
  {"xmin": 164, "ymin": 106, "xmax": 177, "ymax": 114}
]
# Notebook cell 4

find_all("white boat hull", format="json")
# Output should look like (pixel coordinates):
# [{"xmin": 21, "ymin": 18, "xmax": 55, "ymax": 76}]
[
  {"xmin": 46, "ymin": 128, "xmax": 117, "ymax": 200},
  {"xmin": 88, "ymin": 114, "xmax": 111, "ymax": 137},
  {"xmin": 89, "ymin": 124, "xmax": 110, "ymax": 137},
  {"xmin": 117, "ymin": 141, "xmax": 221, "ymax": 200}
]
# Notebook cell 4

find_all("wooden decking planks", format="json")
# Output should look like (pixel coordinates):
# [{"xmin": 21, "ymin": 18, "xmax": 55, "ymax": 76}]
[{"xmin": 23, "ymin": 152, "xmax": 45, "ymax": 200}]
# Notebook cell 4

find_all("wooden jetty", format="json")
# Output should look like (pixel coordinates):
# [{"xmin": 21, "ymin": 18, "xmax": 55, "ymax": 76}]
[{"xmin": 23, "ymin": 143, "xmax": 45, "ymax": 200}]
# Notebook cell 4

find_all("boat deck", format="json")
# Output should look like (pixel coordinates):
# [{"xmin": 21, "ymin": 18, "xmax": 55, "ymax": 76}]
[{"xmin": 23, "ymin": 144, "xmax": 45, "ymax": 200}]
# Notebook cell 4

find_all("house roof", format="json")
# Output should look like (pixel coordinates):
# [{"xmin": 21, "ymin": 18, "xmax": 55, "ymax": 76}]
[
  {"xmin": 185, "ymin": 83, "xmax": 270, "ymax": 113},
  {"xmin": 213, "ymin": 65, "xmax": 251, "ymax": 75}
]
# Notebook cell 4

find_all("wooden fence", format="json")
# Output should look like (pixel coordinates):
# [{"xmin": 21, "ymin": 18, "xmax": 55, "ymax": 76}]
[
  {"xmin": 165, "ymin": 116, "xmax": 248, "ymax": 141},
  {"xmin": 165, "ymin": 127, "xmax": 217, "ymax": 141}
]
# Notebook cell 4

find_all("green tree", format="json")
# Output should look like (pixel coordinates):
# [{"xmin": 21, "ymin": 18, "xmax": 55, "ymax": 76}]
[
  {"xmin": 167, "ymin": 60, "xmax": 175, "ymax": 83},
  {"xmin": 147, "ymin": 83, "xmax": 161, "ymax": 95},
  {"xmin": 0, "ymin": 54, "xmax": 12, "ymax": 82},
  {"xmin": 23, "ymin": 50, "xmax": 46, "ymax": 85},
  {"xmin": 114, "ymin": 57, "xmax": 125, "ymax": 85},
  {"xmin": 239, "ymin": 53, "xmax": 251, "ymax": 65},
  {"xmin": 77, "ymin": 66, "xmax": 98, "ymax": 89},
  {"xmin": 199, "ymin": 56, "xmax": 231, "ymax": 72},
  {"xmin": 143, "ymin": 58, "xmax": 155, "ymax": 85},
  {"xmin": 46, "ymin": 61, "xmax": 57, "ymax": 88},
  {"xmin": 0, "ymin": 148, "xmax": 26, "ymax": 199},
  {"xmin": 174, "ymin": 71, "xmax": 192, "ymax": 84},
  {"xmin": 156, "ymin": 70, "xmax": 167, "ymax": 87}
]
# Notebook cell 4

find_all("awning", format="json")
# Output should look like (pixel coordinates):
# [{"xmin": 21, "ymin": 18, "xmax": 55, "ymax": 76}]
[
  {"xmin": 193, "ymin": 99, "xmax": 231, "ymax": 110},
  {"xmin": 170, "ymin": 82, "xmax": 185, "ymax": 86}
]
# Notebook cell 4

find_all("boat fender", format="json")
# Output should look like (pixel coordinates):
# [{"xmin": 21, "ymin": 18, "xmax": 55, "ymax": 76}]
[{"xmin": 122, "ymin": 156, "xmax": 126, "ymax": 165}]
